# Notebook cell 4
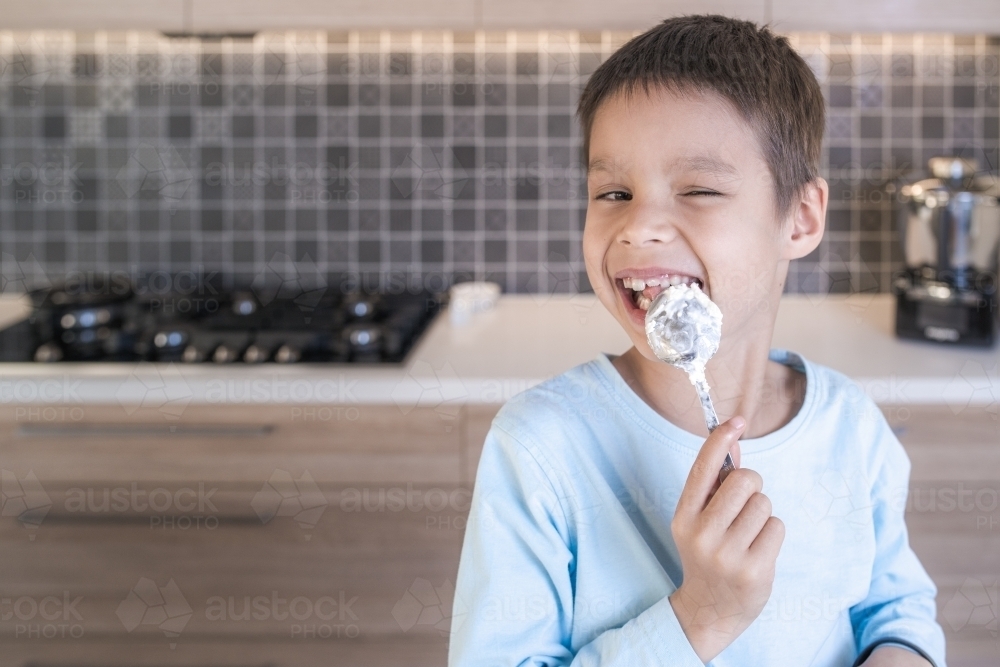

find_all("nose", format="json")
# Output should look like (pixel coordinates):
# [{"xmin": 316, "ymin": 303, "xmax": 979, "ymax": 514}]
[{"xmin": 615, "ymin": 202, "xmax": 678, "ymax": 248}]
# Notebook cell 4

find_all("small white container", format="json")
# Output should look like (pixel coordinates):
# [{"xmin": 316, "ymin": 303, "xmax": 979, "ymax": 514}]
[{"xmin": 449, "ymin": 281, "xmax": 501, "ymax": 325}]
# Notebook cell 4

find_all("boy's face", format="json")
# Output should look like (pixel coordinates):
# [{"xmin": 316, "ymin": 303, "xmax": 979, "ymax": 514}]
[{"xmin": 583, "ymin": 86, "xmax": 796, "ymax": 361}]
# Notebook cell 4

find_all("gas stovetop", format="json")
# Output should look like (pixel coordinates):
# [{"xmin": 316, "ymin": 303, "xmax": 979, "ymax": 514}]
[{"xmin": 0, "ymin": 285, "xmax": 443, "ymax": 364}]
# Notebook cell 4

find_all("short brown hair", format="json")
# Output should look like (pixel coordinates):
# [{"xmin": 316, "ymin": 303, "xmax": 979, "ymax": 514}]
[{"xmin": 577, "ymin": 15, "xmax": 825, "ymax": 216}]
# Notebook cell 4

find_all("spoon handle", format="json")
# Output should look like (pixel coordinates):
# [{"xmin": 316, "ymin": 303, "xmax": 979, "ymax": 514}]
[{"xmin": 693, "ymin": 378, "xmax": 737, "ymax": 482}]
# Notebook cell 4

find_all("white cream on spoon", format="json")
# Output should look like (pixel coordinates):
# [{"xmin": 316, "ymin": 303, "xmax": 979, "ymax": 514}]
[{"xmin": 644, "ymin": 282, "xmax": 736, "ymax": 481}]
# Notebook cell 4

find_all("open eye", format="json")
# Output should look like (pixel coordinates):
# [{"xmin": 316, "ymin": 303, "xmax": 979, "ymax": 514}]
[{"xmin": 596, "ymin": 190, "xmax": 632, "ymax": 202}]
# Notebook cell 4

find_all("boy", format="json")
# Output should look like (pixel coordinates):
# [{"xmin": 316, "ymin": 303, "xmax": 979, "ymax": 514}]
[{"xmin": 449, "ymin": 15, "xmax": 945, "ymax": 667}]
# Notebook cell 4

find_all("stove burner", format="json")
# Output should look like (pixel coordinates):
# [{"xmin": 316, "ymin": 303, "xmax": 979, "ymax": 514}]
[{"xmin": 0, "ymin": 284, "xmax": 442, "ymax": 364}]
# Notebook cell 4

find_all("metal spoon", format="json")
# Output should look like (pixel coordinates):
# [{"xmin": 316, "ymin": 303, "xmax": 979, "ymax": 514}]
[{"xmin": 644, "ymin": 282, "xmax": 737, "ymax": 482}]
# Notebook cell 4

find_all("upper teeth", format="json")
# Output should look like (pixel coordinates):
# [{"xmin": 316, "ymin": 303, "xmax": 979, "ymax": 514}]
[{"xmin": 622, "ymin": 275, "xmax": 696, "ymax": 291}]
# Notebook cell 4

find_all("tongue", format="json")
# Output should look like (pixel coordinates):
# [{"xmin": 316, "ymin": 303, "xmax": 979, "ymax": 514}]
[{"xmin": 642, "ymin": 285, "xmax": 666, "ymax": 301}]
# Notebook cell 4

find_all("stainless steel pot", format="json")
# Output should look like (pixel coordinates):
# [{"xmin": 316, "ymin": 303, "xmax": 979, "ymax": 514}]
[{"xmin": 897, "ymin": 157, "xmax": 1000, "ymax": 288}]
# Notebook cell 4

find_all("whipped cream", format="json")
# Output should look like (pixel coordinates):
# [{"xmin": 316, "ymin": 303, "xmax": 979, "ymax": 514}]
[{"xmin": 644, "ymin": 282, "xmax": 722, "ymax": 386}]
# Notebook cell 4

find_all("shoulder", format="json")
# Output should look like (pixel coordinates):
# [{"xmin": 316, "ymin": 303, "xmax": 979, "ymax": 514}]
[
  {"xmin": 487, "ymin": 357, "xmax": 614, "ymax": 471},
  {"xmin": 791, "ymin": 351, "xmax": 908, "ymax": 479},
  {"xmin": 490, "ymin": 355, "xmax": 614, "ymax": 447},
  {"xmin": 787, "ymin": 350, "xmax": 883, "ymax": 425}
]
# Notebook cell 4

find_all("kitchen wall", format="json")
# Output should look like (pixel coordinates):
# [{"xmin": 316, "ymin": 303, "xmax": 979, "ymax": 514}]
[{"xmin": 0, "ymin": 30, "xmax": 998, "ymax": 295}]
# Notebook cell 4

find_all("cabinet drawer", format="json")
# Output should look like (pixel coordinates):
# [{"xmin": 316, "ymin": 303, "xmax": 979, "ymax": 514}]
[{"xmin": 0, "ymin": 404, "xmax": 462, "ymax": 487}]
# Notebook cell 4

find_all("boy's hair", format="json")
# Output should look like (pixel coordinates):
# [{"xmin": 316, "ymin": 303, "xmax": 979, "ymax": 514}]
[{"xmin": 577, "ymin": 15, "xmax": 825, "ymax": 217}]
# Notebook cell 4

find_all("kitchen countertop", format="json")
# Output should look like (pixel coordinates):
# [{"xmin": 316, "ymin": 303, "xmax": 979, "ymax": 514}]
[{"xmin": 0, "ymin": 293, "xmax": 996, "ymax": 407}]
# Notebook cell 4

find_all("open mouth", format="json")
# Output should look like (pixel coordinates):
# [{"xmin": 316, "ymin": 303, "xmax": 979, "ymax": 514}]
[{"xmin": 617, "ymin": 274, "xmax": 704, "ymax": 312}]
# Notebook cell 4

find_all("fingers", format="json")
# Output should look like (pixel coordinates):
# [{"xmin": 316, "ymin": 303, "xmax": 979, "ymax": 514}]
[
  {"xmin": 724, "ymin": 491, "xmax": 772, "ymax": 550},
  {"xmin": 749, "ymin": 515, "xmax": 785, "ymax": 560},
  {"xmin": 676, "ymin": 416, "xmax": 746, "ymax": 519},
  {"xmin": 702, "ymin": 467, "xmax": 763, "ymax": 533}
]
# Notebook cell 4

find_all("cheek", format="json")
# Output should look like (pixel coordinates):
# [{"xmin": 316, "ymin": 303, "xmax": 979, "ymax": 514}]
[
  {"xmin": 704, "ymin": 224, "xmax": 782, "ymax": 318},
  {"xmin": 582, "ymin": 219, "xmax": 621, "ymax": 310},
  {"xmin": 581, "ymin": 220, "xmax": 605, "ymax": 282}
]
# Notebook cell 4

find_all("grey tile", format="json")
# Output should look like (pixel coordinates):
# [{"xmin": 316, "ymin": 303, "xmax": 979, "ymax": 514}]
[
  {"xmin": 920, "ymin": 85, "xmax": 944, "ymax": 107},
  {"xmin": 828, "ymin": 84, "xmax": 852, "ymax": 107},
  {"xmin": 890, "ymin": 115, "xmax": 914, "ymax": 139},
  {"xmin": 485, "ymin": 114, "xmax": 507, "ymax": 137},
  {"xmin": 860, "ymin": 115, "xmax": 883, "ymax": 139},
  {"xmin": 0, "ymin": 28, "xmax": 979, "ymax": 296},
  {"xmin": 921, "ymin": 115, "xmax": 945, "ymax": 139},
  {"xmin": 891, "ymin": 84, "xmax": 913, "ymax": 107},
  {"xmin": 421, "ymin": 114, "xmax": 444, "ymax": 138},
  {"xmin": 952, "ymin": 85, "xmax": 975, "ymax": 108},
  {"xmin": 857, "ymin": 84, "xmax": 883, "ymax": 108}
]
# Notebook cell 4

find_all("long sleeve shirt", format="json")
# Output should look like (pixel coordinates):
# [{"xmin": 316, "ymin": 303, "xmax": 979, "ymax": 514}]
[{"xmin": 449, "ymin": 350, "xmax": 946, "ymax": 666}]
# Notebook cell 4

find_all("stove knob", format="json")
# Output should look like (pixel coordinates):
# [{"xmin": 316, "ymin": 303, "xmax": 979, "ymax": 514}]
[
  {"xmin": 232, "ymin": 293, "xmax": 258, "ymax": 316},
  {"xmin": 275, "ymin": 344, "xmax": 301, "ymax": 364},
  {"xmin": 349, "ymin": 327, "xmax": 381, "ymax": 347},
  {"xmin": 34, "ymin": 343, "xmax": 63, "ymax": 362},
  {"xmin": 77, "ymin": 310, "xmax": 98, "ymax": 328},
  {"xmin": 60, "ymin": 313, "xmax": 76, "ymax": 329},
  {"xmin": 182, "ymin": 345, "xmax": 202, "ymax": 363},
  {"xmin": 344, "ymin": 294, "xmax": 378, "ymax": 320},
  {"xmin": 154, "ymin": 330, "xmax": 187, "ymax": 349},
  {"xmin": 243, "ymin": 344, "xmax": 267, "ymax": 363},
  {"xmin": 213, "ymin": 345, "xmax": 237, "ymax": 363}
]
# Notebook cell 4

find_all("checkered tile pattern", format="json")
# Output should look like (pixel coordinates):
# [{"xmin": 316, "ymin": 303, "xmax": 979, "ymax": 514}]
[{"xmin": 0, "ymin": 30, "xmax": 997, "ymax": 295}]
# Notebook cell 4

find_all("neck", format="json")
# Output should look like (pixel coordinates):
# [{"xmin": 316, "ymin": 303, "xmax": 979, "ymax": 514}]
[{"xmin": 611, "ymin": 314, "xmax": 804, "ymax": 439}]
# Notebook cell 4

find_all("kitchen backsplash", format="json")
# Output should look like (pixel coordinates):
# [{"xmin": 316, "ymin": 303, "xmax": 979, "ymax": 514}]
[{"xmin": 0, "ymin": 30, "xmax": 997, "ymax": 295}]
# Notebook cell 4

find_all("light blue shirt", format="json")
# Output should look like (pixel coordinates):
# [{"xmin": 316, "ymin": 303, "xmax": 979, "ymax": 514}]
[{"xmin": 449, "ymin": 350, "xmax": 945, "ymax": 666}]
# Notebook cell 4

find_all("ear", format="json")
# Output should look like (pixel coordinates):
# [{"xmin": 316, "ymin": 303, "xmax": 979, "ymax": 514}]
[{"xmin": 781, "ymin": 177, "xmax": 827, "ymax": 261}]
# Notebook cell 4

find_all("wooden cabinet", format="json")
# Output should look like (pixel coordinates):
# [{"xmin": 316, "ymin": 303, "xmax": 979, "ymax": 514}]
[
  {"xmin": 0, "ymin": 403, "xmax": 475, "ymax": 666},
  {"xmin": 3, "ymin": 399, "xmax": 995, "ymax": 665},
  {"xmin": 191, "ymin": 0, "xmax": 477, "ymax": 31},
  {"xmin": 0, "ymin": 0, "xmax": 188, "ymax": 30},
  {"xmin": 884, "ymin": 405, "xmax": 1000, "ymax": 667},
  {"xmin": 770, "ymin": 0, "xmax": 1000, "ymax": 34},
  {"xmin": 5, "ymin": 0, "xmax": 1000, "ymax": 33},
  {"xmin": 478, "ymin": 0, "xmax": 765, "ymax": 29}
]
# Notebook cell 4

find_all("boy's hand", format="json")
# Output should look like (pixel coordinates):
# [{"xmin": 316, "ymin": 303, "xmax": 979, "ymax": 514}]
[
  {"xmin": 860, "ymin": 647, "xmax": 932, "ymax": 666},
  {"xmin": 668, "ymin": 416, "xmax": 784, "ymax": 663}
]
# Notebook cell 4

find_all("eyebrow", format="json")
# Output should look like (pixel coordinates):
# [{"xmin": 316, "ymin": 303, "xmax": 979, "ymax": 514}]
[
  {"xmin": 677, "ymin": 154, "xmax": 740, "ymax": 178},
  {"xmin": 587, "ymin": 154, "xmax": 740, "ymax": 177},
  {"xmin": 587, "ymin": 157, "xmax": 621, "ymax": 175}
]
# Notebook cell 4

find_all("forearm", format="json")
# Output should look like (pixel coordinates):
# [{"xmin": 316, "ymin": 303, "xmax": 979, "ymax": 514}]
[{"xmin": 861, "ymin": 646, "xmax": 932, "ymax": 667}]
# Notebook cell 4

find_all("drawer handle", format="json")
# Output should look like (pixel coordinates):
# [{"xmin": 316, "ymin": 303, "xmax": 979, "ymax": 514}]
[{"xmin": 16, "ymin": 424, "xmax": 274, "ymax": 437}]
